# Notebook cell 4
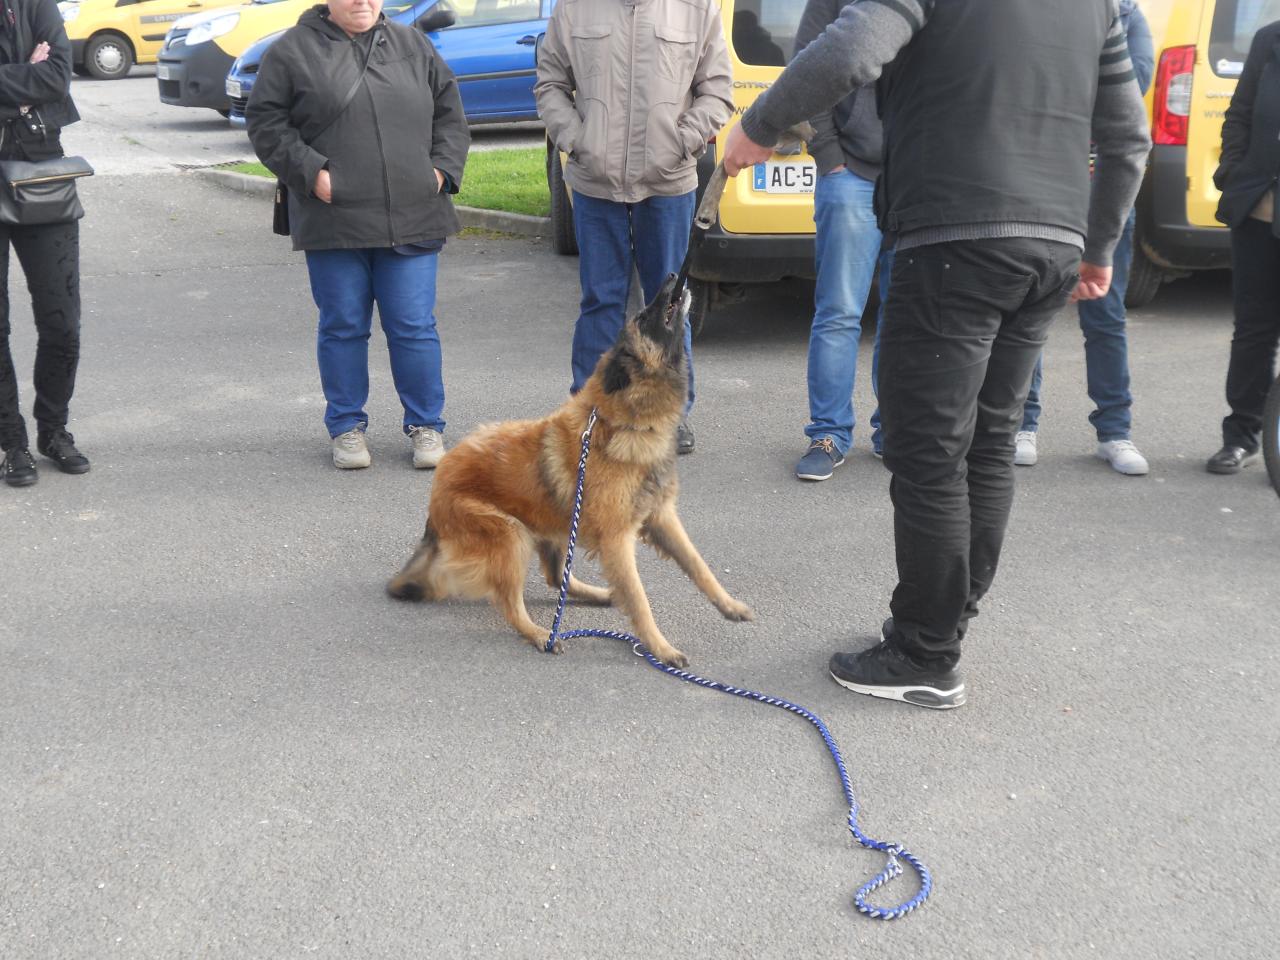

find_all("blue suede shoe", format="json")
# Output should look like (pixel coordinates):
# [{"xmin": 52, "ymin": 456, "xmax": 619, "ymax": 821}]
[{"xmin": 796, "ymin": 437, "xmax": 845, "ymax": 481}]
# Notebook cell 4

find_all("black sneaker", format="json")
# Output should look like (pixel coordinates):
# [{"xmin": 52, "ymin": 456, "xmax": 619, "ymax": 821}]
[
  {"xmin": 676, "ymin": 420, "xmax": 695, "ymax": 455},
  {"xmin": 3, "ymin": 448, "xmax": 37, "ymax": 487},
  {"xmin": 37, "ymin": 429, "xmax": 90, "ymax": 474},
  {"xmin": 795, "ymin": 437, "xmax": 845, "ymax": 481},
  {"xmin": 829, "ymin": 642, "xmax": 966, "ymax": 710},
  {"xmin": 1205, "ymin": 445, "xmax": 1259, "ymax": 475}
]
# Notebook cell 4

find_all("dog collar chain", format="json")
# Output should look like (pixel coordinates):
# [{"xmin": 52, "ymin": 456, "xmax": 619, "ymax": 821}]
[{"xmin": 544, "ymin": 408, "xmax": 933, "ymax": 921}]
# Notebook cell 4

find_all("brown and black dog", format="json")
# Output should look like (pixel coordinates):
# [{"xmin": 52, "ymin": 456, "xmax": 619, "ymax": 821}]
[{"xmin": 387, "ymin": 274, "xmax": 753, "ymax": 666}]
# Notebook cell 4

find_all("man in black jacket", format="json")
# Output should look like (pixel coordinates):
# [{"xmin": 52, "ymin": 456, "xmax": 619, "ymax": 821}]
[
  {"xmin": 1207, "ymin": 18, "xmax": 1280, "ymax": 475},
  {"xmin": 0, "ymin": 0, "xmax": 89, "ymax": 487},
  {"xmin": 247, "ymin": 0, "xmax": 470, "ymax": 471},
  {"xmin": 722, "ymin": 0, "xmax": 1151, "ymax": 709}
]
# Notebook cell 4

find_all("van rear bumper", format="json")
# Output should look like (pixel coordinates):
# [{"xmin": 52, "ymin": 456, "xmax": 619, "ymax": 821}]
[
  {"xmin": 688, "ymin": 150, "xmax": 816, "ymax": 283},
  {"xmin": 1137, "ymin": 144, "xmax": 1232, "ymax": 272}
]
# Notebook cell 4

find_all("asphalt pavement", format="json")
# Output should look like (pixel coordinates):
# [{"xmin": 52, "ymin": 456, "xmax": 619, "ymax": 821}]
[{"xmin": 1, "ymin": 92, "xmax": 1277, "ymax": 959}]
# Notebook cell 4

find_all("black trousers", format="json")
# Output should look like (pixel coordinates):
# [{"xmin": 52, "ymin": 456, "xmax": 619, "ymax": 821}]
[
  {"xmin": 0, "ymin": 219, "xmax": 81, "ymax": 453},
  {"xmin": 1223, "ymin": 217, "xmax": 1280, "ymax": 451},
  {"xmin": 877, "ymin": 237, "xmax": 1081, "ymax": 668}
]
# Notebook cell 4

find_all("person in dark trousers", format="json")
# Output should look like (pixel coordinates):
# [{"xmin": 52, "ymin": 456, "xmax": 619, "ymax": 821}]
[
  {"xmin": 1207, "ymin": 18, "xmax": 1280, "ymax": 475},
  {"xmin": 722, "ymin": 0, "xmax": 1151, "ymax": 709},
  {"xmin": 1015, "ymin": 0, "xmax": 1155, "ymax": 477},
  {"xmin": 0, "ymin": 0, "xmax": 89, "ymax": 487},
  {"xmin": 247, "ymin": 0, "xmax": 469, "ymax": 471},
  {"xmin": 791, "ymin": 0, "xmax": 891, "ymax": 483}
]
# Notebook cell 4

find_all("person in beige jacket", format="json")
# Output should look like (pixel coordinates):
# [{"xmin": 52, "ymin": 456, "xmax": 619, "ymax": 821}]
[{"xmin": 535, "ymin": 0, "xmax": 732, "ymax": 453}]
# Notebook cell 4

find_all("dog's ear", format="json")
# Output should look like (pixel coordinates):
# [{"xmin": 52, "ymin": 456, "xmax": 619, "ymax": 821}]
[{"xmin": 602, "ymin": 349, "xmax": 633, "ymax": 394}]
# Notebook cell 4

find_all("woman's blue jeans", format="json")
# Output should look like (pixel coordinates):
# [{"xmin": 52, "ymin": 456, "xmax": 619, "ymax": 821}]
[
  {"xmin": 805, "ymin": 168, "xmax": 891, "ymax": 456},
  {"xmin": 570, "ymin": 190, "xmax": 696, "ymax": 412},
  {"xmin": 305, "ymin": 248, "xmax": 445, "ymax": 438},
  {"xmin": 1021, "ymin": 208, "xmax": 1136, "ymax": 441}
]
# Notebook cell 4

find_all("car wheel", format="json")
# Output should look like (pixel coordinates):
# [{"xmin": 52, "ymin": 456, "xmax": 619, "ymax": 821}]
[
  {"xmin": 1125, "ymin": 239, "xmax": 1165, "ymax": 309},
  {"xmin": 547, "ymin": 147, "xmax": 577, "ymax": 256},
  {"xmin": 83, "ymin": 33, "xmax": 134, "ymax": 80},
  {"xmin": 687, "ymin": 279, "xmax": 711, "ymax": 340}
]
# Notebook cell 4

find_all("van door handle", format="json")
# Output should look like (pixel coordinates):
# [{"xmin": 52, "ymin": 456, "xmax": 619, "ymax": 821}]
[{"xmin": 517, "ymin": 35, "xmax": 537, "ymax": 45}]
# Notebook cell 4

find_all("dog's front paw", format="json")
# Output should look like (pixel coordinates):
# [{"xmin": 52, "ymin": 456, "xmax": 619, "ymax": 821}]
[
  {"xmin": 717, "ymin": 598, "xmax": 755, "ymax": 622},
  {"xmin": 656, "ymin": 646, "xmax": 689, "ymax": 669}
]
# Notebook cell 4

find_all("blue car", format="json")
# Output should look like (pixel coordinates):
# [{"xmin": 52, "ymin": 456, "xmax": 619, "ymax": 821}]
[{"xmin": 227, "ymin": 0, "xmax": 550, "ymax": 128}]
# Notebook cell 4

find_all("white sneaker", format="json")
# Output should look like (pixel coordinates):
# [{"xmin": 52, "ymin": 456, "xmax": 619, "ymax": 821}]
[
  {"xmin": 1014, "ymin": 430, "xmax": 1038, "ymax": 466},
  {"xmin": 409, "ymin": 426, "xmax": 445, "ymax": 469},
  {"xmin": 1096, "ymin": 439, "xmax": 1149, "ymax": 476},
  {"xmin": 332, "ymin": 429, "xmax": 371, "ymax": 469}
]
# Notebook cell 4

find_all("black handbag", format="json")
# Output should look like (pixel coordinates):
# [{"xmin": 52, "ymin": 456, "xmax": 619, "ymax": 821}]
[
  {"xmin": 270, "ymin": 30, "xmax": 377, "ymax": 238},
  {"xmin": 0, "ymin": 155, "xmax": 94, "ymax": 226}
]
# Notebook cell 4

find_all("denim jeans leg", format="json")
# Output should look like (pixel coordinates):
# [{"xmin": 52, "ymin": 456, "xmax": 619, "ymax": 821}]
[
  {"xmin": 805, "ymin": 170, "xmax": 882, "ymax": 456},
  {"xmin": 1078, "ymin": 208, "xmax": 1135, "ymax": 441},
  {"xmin": 869, "ymin": 245, "xmax": 893, "ymax": 454},
  {"xmin": 570, "ymin": 192, "xmax": 633, "ymax": 394},
  {"xmin": 306, "ymin": 249, "xmax": 375, "ymax": 438},
  {"xmin": 371, "ymin": 249, "xmax": 445, "ymax": 435},
  {"xmin": 631, "ymin": 190, "xmax": 698, "ymax": 412},
  {"xmin": 1020, "ymin": 353, "xmax": 1044, "ymax": 433}
]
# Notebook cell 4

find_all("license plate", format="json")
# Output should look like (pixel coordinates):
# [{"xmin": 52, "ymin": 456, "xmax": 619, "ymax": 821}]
[
  {"xmin": 156, "ymin": 64, "xmax": 172, "ymax": 80},
  {"xmin": 752, "ymin": 161, "xmax": 816, "ymax": 194},
  {"xmin": 225, "ymin": 78, "xmax": 241, "ymax": 98}
]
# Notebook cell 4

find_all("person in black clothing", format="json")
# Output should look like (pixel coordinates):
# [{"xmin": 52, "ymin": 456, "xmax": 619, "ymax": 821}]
[
  {"xmin": 246, "ymin": 0, "xmax": 469, "ymax": 471},
  {"xmin": 722, "ymin": 0, "xmax": 1150, "ymax": 709},
  {"xmin": 1207, "ymin": 19, "xmax": 1280, "ymax": 475},
  {"xmin": 0, "ymin": 0, "xmax": 89, "ymax": 487}
]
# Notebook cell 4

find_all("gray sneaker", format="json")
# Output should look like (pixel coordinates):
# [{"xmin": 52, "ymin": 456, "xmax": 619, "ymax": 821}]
[
  {"xmin": 1014, "ymin": 430, "xmax": 1038, "ymax": 466},
  {"xmin": 332, "ymin": 429, "xmax": 371, "ymax": 469},
  {"xmin": 409, "ymin": 426, "xmax": 445, "ymax": 469}
]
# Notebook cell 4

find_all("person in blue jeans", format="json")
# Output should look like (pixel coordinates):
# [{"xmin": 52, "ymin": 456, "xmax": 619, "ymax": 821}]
[
  {"xmin": 534, "ymin": 0, "xmax": 733, "ymax": 454},
  {"xmin": 792, "ymin": 0, "xmax": 890, "ymax": 482},
  {"xmin": 247, "ymin": 0, "xmax": 471, "ymax": 470},
  {"xmin": 1014, "ymin": 0, "xmax": 1154, "ymax": 477}
]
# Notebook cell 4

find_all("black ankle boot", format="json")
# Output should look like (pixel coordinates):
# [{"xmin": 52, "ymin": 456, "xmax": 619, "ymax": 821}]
[
  {"xmin": 37, "ymin": 429, "xmax": 90, "ymax": 474},
  {"xmin": 3, "ymin": 448, "xmax": 37, "ymax": 487}
]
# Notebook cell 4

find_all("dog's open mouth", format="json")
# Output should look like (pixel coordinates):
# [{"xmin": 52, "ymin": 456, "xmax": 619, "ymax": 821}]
[{"xmin": 664, "ymin": 288, "xmax": 691, "ymax": 331}]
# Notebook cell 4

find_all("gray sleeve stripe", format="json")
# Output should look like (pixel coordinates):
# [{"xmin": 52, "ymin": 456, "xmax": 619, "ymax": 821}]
[
  {"xmin": 865, "ymin": 0, "xmax": 925, "ymax": 34},
  {"xmin": 1099, "ymin": 68, "xmax": 1136, "ymax": 86},
  {"xmin": 1100, "ymin": 49, "xmax": 1130, "ymax": 66}
]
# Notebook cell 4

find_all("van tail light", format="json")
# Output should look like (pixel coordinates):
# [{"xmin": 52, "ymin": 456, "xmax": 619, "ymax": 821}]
[{"xmin": 1153, "ymin": 45, "xmax": 1195, "ymax": 146}]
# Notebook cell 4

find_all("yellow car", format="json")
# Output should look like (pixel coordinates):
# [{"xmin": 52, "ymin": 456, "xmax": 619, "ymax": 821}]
[
  {"xmin": 547, "ymin": 0, "xmax": 819, "ymax": 335},
  {"xmin": 58, "ymin": 0, "xmax": 244, "ymax": 80},
  {"xmin": 156, "ymin": 0, "xmax": 312, "ymax": 113},
  {"xmin": 1132, "ymin": 0, "xmax": 1267, "ymax": 304}
]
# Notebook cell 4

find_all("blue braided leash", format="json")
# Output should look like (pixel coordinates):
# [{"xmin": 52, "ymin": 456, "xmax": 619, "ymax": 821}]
[{"xmin": 543, "ymin": 408, "xmax": 933, "ymax": 921}]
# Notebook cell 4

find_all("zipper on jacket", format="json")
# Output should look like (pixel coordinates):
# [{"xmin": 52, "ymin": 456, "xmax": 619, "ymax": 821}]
[
  {"xmin": 361, "ymin": 35, "xmax": 397, "ymax": 246},
  {"xmin": 622, "ymin": 2, "xmax": 635, "ymax": 198}
]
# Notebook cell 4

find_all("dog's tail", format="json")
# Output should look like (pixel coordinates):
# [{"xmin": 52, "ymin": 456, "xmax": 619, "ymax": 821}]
[{"xmin": 386, "ymin": 517, "xmax": 440, "ymax": 602}]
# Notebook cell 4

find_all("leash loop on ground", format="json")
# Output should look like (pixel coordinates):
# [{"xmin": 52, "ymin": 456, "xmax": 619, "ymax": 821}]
[{"xmin": 545, "ymin": 408, "xmax": 933, "ymax": 921}]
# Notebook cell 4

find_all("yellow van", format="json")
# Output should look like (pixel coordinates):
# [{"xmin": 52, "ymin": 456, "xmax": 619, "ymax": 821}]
[
  {"xmin": 58, "ymin": 0, "xmax": 244, "ymax": 80},
  {"xmin": 1132, "ymin": 0, "xmax": 1275, "ymax": 305},
  {"xmin": 157, "ymin": 0, "xmax": 312, "ymax": 114},
  {"xmin": 547, "ymin": 0, "xmax": 818, "ymax": 334}
]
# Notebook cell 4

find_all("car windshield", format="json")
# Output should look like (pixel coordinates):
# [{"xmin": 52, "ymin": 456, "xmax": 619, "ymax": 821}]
[
  {"xmin": 1209, "ymin": 0, "xmax": 1280, "ymax": 76},
  {"xmin": 731, "ymin": 0, "xmax": 804, "ymax": 67}
]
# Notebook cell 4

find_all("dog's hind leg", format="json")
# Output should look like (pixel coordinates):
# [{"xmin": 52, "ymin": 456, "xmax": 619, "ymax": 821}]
[
  {"xmin": 387, "ymin": 520, "xmax": 442, "ymax": 602},
  {"xmin": 536, "ymin": 540, "xmax": 612, "ymax": 606},
  {"xmin": 486, "ymin": 535, "xmax": 558, "ymax": 653},
  {"xmin": 642, "ymin": 506, "xmax": 755, "ymax": 622},
  {"xmin": 597, "ymin": 533, "xmax": 688, "ymax": 667}
]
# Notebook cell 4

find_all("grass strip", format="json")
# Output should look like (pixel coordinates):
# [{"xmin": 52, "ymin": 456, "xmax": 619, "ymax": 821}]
[{"xmin": 224, "ymin": 147, "xmax": 549, "ymax": 219}]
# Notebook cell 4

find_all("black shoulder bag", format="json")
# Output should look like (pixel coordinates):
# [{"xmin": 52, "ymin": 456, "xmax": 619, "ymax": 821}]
[
  {"xmin": 0, "ymin": 11, "xmax": 94, "ymax": 226},
  {"xmin": 273, "ymin": 30, "xmax": 377, "ymax": 236}
]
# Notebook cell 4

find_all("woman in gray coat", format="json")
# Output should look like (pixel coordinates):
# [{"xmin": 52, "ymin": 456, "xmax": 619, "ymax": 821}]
[{"xmin": 247, "ymin": 0, "xmax": 469, "ymax": 470}]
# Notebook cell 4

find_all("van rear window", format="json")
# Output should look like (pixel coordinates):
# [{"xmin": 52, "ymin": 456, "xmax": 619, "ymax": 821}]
[
  {"xmin": 731, "ymin": 0, "xmax": 804, "ymax": 67},
  {"xmin": 1209, "ymin": 0, "xmax": 1280, "ymax": 77}
]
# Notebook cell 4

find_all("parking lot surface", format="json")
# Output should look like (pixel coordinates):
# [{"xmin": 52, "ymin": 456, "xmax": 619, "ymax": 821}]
[{"xmin": 2, "ymin": 96, "xmax": 1277, "ymax": 958}]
